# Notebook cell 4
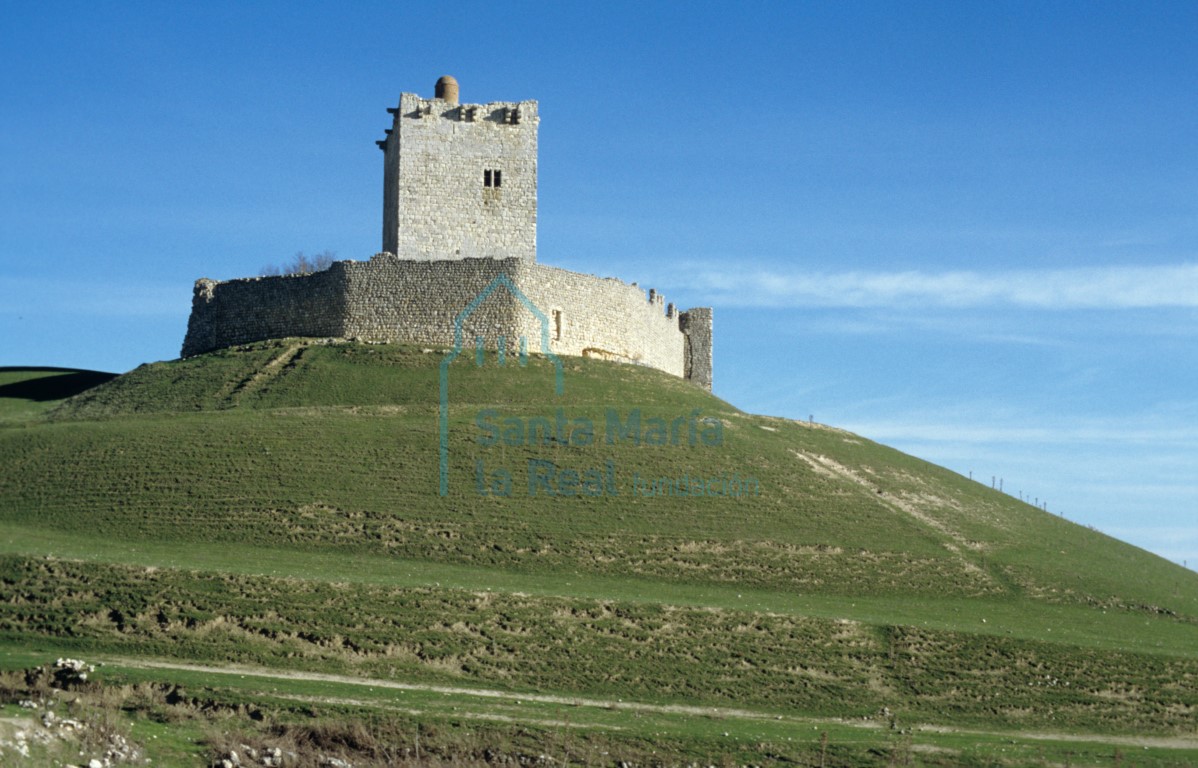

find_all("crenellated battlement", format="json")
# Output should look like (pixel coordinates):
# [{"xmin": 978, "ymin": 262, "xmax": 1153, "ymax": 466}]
[
  {"xmin": 380, "ymin": 79, "xmax": 539, "ymax": 262},
  {"xmin": 377, "ymin": 94, "xmax": 539, "ymax": 144}
]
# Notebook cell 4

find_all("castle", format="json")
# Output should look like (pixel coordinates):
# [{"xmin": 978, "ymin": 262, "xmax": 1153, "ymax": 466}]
[{"xmin": 182, "ymin": 77, "xmax": 713, "ymax": 389}]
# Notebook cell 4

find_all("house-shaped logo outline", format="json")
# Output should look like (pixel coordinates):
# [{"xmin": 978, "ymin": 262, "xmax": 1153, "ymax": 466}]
[{"xmin": 438, "ymin": 273, "xmax": 565, "ymax": 495}]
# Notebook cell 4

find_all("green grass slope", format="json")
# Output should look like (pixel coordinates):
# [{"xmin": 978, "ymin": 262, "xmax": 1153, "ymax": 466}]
[
  {"xmin": 18, "ymin": 340, "xmax": 1198, "ymax": 614},
  {"xmin": 0, "ymin": 366, "xmax": 116, "ymax": 423},
  {"xmin": 2, "ymin": 340, "xmax": 1197, "ymax": 764}
]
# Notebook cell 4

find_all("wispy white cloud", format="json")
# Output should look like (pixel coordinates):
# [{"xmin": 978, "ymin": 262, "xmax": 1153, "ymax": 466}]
[
  {"xmin": 790, "ymin": 312, "xmax": 1070, "ymax": 345},
  {"xmin": 836, "ymin": 395, "xmax": 1194, "ymax": 485},
  {"xmin": 841, "ymin": 416, "xmax": 1198, "ymax": 448},
  {"xmin": 669, "ymin": 263, "xmax": 1198, "ymax": 309}
]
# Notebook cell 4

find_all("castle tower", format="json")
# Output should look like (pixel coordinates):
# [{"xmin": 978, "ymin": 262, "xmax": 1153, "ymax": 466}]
[{"xmin": 378, "ymin": 76, "xmax": 539, "ymax": 261}]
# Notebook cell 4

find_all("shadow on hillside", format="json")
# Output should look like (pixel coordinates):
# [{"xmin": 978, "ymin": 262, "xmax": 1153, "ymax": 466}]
[{"xmin": 0, "ymin": 368, "xmax": 118, "ymax": 402}]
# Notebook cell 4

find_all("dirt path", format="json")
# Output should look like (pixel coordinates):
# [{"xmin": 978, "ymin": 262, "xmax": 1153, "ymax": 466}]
[
  {"xmin": 111, "ymin": 657, "xmax": 808, "ymax": 723},
  {"xmin": 220, "ymin": 341, "xmax": 309, "ymax": 404},
  {"xmin": 108, "ymin": 657, "xmax": 1198, "ymax": 750}
]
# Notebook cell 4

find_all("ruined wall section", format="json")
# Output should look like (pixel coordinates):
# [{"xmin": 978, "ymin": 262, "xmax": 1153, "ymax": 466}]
[
  {"xmin": 339, "ymin": 256, "xmax": 689, "ymax": 379},
  {"xmin": 181, "ymin": 267, "xmax": 350, "ymax": 358},
  {"xmin": 382, "ymin": 93, "xmax": 538, "ymax": 262},
  {"xmin": 517, "ymin": 263, "xmax": 687, "ymax": 379},
  {"xmin": 181, "ymin": 255, "xmax": 712, "ymax": 389},
  {"xmin": 679, "ymin": 308, "xmax": 714, "ymax": 391}
]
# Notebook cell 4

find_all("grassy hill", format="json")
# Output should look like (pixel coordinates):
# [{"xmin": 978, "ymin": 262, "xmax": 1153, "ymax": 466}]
[
  {"xmin": 0, "ymin": 366, "xmax": 116, "ymax": 423},
  {"xmin": 2, "ymin": 340, "xmax": 1197, "ymax": 766}
]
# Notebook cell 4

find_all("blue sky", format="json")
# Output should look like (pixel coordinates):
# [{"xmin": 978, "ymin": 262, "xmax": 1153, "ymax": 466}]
[{"xmin": 2, "ymin": 1, "xmax": 1195, "ymax": 569}]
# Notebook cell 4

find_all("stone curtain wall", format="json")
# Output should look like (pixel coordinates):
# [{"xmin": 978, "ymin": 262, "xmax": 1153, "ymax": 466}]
[
  {"xmin": 181, "ymin": 267, "xmax": 350, "ymax": 358},
  {"xmin": 382, "ymin": 94, "xmax": 539, "ymax": 262},
  {"xmin": 517, "ymin": 264, "xmax": 687, "ymax": 378},
  {"xmin": 340, "ymin": 255, "xmax": 520, "ymax": 348},
  {"xmin": 679, "ymin": 308, "xmax": 714, "ymax": 391},
  {"xmin": 181, "ymin": 255, "xmax": 713, "ymax": 389}
]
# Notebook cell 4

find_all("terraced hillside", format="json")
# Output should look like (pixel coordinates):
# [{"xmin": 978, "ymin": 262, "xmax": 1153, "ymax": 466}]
[{"xmin": 1, "ymin": 342, "xmax": 1196, "ymax": 766}]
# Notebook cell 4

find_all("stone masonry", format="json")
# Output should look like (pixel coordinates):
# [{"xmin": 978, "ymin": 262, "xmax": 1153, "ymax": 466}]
[
  {"xmin": 182, "ymin": 77, "xmax": 713, "ymax": 390},
  {"xmin": 381, "ymin": 77, "xmax": 538, "ymax": 262}
]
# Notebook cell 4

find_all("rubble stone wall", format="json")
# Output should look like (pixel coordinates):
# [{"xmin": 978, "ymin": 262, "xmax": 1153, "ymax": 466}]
[{"xmin": 181, "ymin": 255, "xmax": 712, "ymax": 389}]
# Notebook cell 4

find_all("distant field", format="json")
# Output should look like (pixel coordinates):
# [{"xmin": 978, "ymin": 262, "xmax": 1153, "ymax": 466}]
[
  {"xmin": 0, "ymin": 366, "xmax": 116, "ymax": 422},
  {"xmin": 1, "ymin": 342, "xmax": 1196, "ymax": 766}
]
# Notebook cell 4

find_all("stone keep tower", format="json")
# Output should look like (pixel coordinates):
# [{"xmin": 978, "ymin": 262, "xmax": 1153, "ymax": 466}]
[{"xmin": 378, "ymin": 76, "xmax": 539, "ymax": 261}]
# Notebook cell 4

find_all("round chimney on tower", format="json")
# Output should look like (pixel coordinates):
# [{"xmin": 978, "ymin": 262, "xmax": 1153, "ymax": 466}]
[{"xmin": 434, "ymin": 75, "xmax": 459, "ymax": 105}]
